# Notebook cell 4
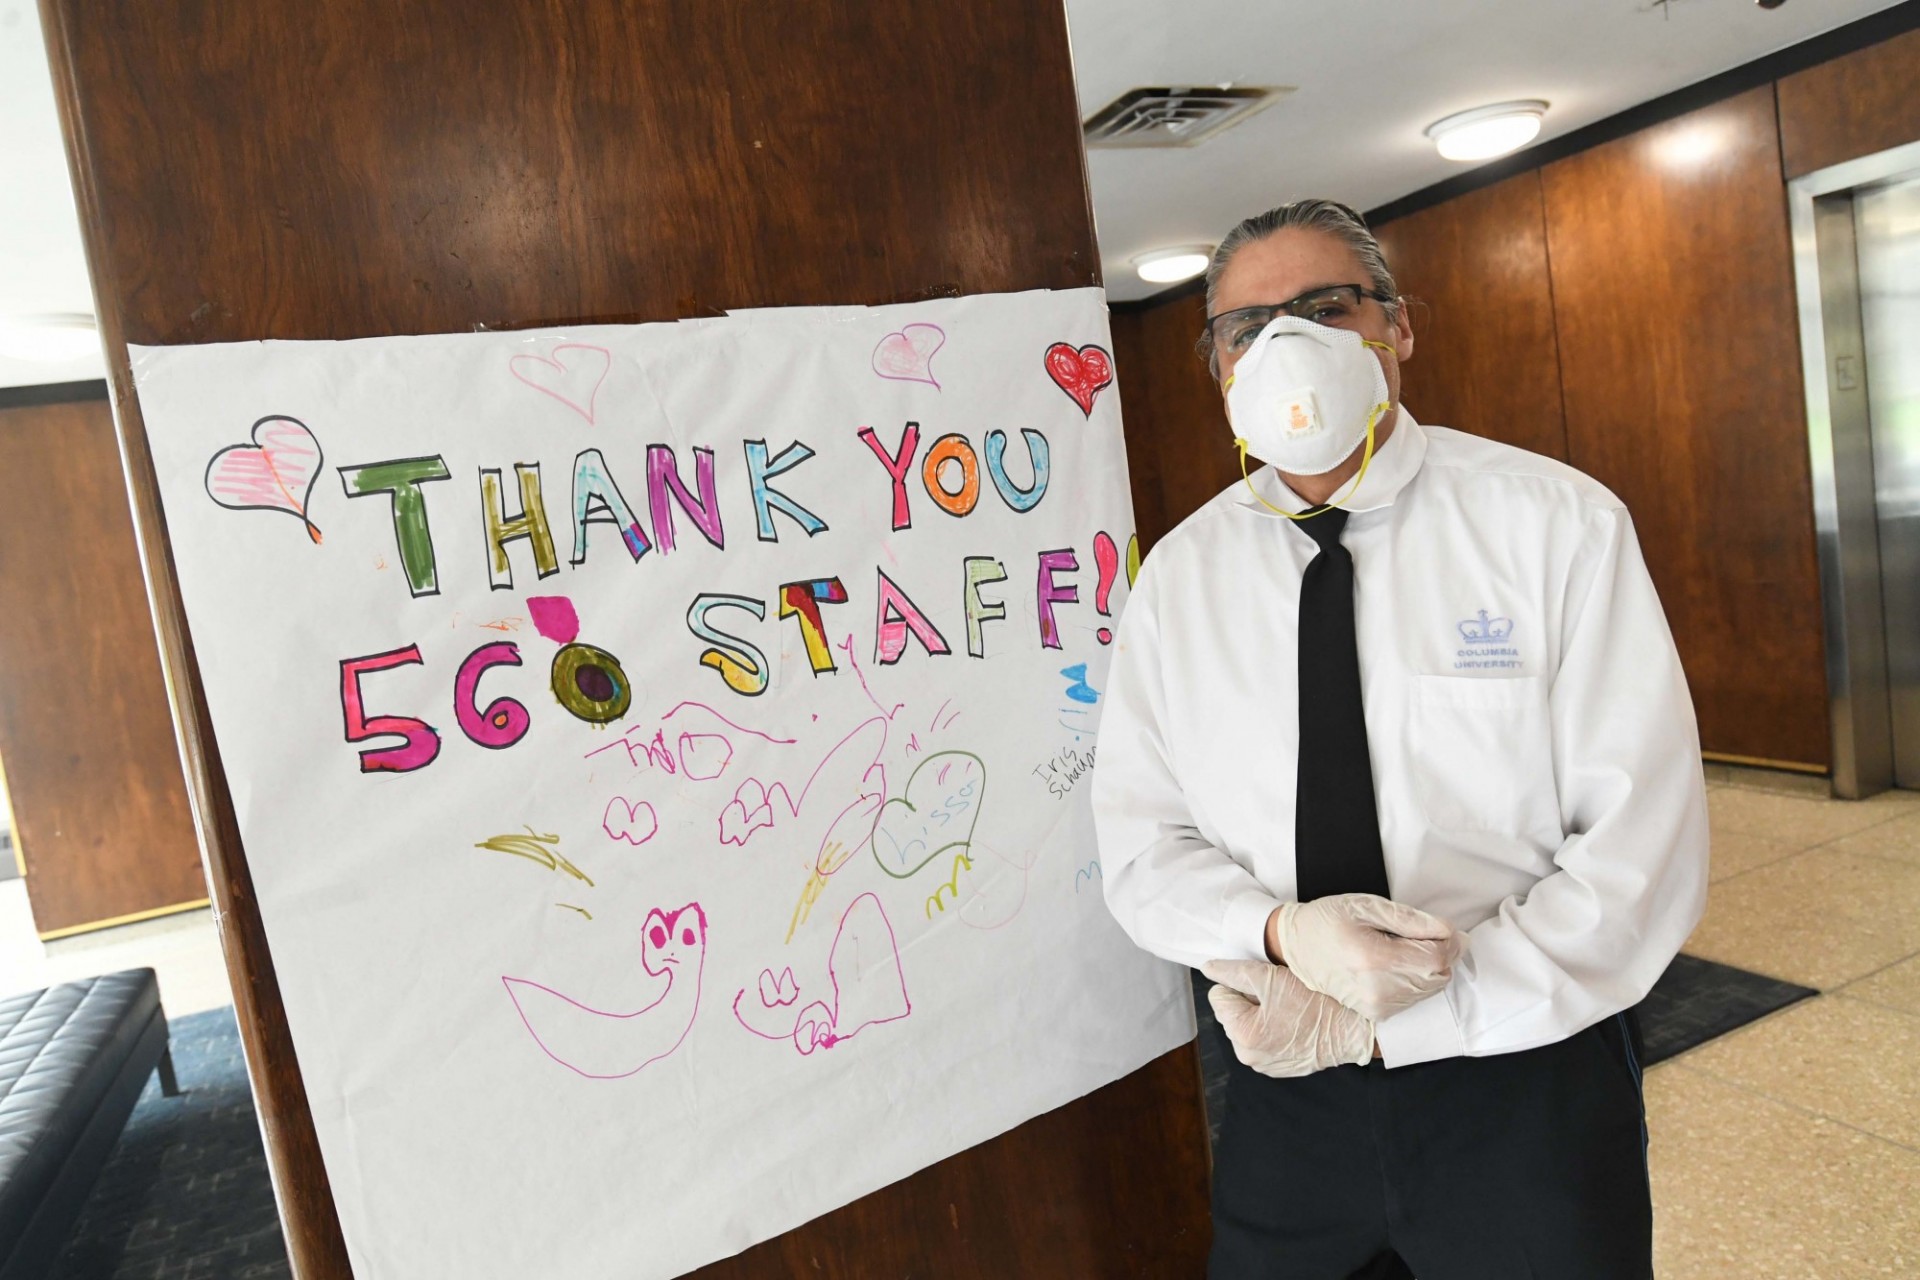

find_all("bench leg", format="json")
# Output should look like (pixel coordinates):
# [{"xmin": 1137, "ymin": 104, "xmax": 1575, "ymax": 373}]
[{"xmin": 158, "ymin": 1046, "xmax": 182, "ymax": 1097}]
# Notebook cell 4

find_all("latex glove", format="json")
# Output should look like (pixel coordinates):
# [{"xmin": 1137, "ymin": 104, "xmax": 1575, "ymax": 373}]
[
  {"xmin": 1203, "ymin": 959, "xmax": 1373, "ymax": 1077},
  {"xmin": 1271, "ymin": 893, "xmax": 1462, "ymax": 1022}
]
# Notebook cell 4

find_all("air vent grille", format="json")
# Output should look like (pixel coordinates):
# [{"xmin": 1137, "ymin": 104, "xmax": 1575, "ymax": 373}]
[{"xmin": 1082, "ymin": 86, "xmax": 1289, "ymax": 149}]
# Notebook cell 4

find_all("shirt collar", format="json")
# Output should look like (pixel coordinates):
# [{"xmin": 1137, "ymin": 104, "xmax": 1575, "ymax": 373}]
[{"xmin": 1231, "ymin": 410, "xmax": 1429, "ymax": 518}]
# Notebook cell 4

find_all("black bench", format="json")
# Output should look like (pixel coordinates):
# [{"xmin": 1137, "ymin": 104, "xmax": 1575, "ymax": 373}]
[{"xmin": 0, "ymin": 970, "xmax": 176, "ymax": 1280}]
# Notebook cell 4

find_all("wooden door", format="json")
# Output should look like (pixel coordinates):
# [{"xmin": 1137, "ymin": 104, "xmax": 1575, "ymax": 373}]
[
  {"xmin": 0, "ymin": 388, "xmax": 204, "ymax": 936},
  {"xmin": 1373, "ymin": 172, "xmax": 1570, "ymax": 462},
  {"xmin": 1541, "ymin": 86, "xmax": 1828, "ymax": 769}
]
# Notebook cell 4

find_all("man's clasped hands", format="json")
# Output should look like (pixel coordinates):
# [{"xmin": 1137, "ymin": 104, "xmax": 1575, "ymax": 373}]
[{"xmin": 1203, "ymin": 895, "xmax": 1464, "ymax": 1077}]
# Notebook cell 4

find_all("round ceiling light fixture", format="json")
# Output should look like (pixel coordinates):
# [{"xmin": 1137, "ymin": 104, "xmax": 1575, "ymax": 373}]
[
  {"xmin": 0, "ymin": 312, "xmax": 101, "ymax": 363},
  {"xmin": 1425, "ymin": 100, "xmax": 1549, "ymax": 162},
  {"xmin": 1133, "ymin": 245, "xmax": 1213, "ymax": 285}
]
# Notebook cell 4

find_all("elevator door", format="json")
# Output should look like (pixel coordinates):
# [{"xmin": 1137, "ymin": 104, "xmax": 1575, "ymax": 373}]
[{"xmin": 1858, "ymin": 174, "xmax": 1920, "ymax": 787}]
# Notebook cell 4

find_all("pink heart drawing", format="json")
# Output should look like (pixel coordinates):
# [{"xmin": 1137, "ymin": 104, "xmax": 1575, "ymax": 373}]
[
  {"xmin": 758, "ymin": 967, "xmax": 799, "ymax": 1008},
  {"xmin": 602, "ymin": 797, "xmax": 658, "ymax": 846},
  {"xmin": 509, "ymin": 343, "xmax": 611, "ymax": 424},
  {"xmin": 871, "ymin": 323, "xmax": 946, "ymax": 389},
  {"xmin": 204, "ymin": 415, "xmax": 325, "ymax": 543}
]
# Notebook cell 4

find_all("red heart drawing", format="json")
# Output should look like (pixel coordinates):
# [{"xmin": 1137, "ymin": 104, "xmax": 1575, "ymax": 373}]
[
  {"xmin": 871, "ymin": 323, "xmax": 946, "ymax": 388},
  {"xmin": 203, "ymin": 415, "xmax": 325, "ymax": 543},
  {"xmin": 509, "ymin": 343, "xmax": 611, "ymax": 424},
  {"xmin": 1044, "ymin": 342, "xmax": 1115, "ymax": 418}
]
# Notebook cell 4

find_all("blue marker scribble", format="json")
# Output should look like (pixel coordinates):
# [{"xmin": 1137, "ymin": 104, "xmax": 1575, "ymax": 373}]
[{"xmin": 1061, "ymin": 663, "xmax": 1100, "ymax": 705}]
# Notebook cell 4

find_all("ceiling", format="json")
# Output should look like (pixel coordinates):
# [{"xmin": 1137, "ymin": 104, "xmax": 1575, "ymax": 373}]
[
  {"xmin": 1071, "ymin": 0, "xmax": 1905, "ymax": 300},
  {"xmin": 0, "ymin": 0, "xmax": 1904, "ymax": 389}
]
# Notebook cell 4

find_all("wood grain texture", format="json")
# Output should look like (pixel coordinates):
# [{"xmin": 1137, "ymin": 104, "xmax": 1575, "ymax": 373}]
[
  {"xmin": 691, "ymin": 1043, "xmax": 1210, "ymax": 1278},
  {"xmin": 1542, "ymin": 86, "xmax": 1829, "ymax": 767},
  {"xmin": 37, "ymin": 0, "xmax": 1210, "ymax": 1276},
  {"xmin": 1108, "ymin": 293, "xmax": 1239, "ymax": 551},
  {"xmin": 1108, "ymin": 308, "xmax": 1171, "ymax": 550},
  {"xmin": 0, "ymin": 396, "xmax": 205, "ymax": 935},
  {"xmin": 49, "ymin": 2, "xmax": 1102, "ymax": 345},
  {"xmin": 1374, "ymin": 172, "xmax": 1570, "ymax": 461},
  {"xmin": 1778, "ymin": 24, "xmax": 1920, "ymax": 179}
]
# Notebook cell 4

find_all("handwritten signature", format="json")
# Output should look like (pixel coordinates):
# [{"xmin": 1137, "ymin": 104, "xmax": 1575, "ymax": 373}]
[{"xmin": 1033, "ymin": 744, "xmax": 1095, "ymax": 799}]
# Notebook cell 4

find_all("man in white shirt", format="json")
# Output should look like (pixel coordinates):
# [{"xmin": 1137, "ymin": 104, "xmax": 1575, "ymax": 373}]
[{"xmin": 1094, "ymin": 199, "xmax": 1709, "ymax": 1279}]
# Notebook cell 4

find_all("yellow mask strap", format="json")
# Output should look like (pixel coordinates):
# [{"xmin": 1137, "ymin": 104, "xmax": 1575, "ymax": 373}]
[{"xmin": 1226, "ymin": 338, "xmax": 1395, "ymax": 521}]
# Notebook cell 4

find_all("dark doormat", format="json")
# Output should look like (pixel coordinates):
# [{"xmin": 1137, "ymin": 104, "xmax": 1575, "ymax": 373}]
[
  {"xmin": 51, "ymin": 1006, "xmax": 289, "ymax": 1280},
  {"xmin": 1633, "ymin": 952, "xmax": 1818, "ymax": 1066},
  {"xmin": 1188, "ymin": 952, "xmax": 1818, "ymax": 1141}
]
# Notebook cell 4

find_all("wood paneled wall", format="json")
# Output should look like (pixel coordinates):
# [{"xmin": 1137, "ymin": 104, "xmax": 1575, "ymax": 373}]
[
  {"xmin": 1373, "ymin": 173, "xmax": 1569, "ymax": 462},
  {"xmin": 43, "ymin": 0, "xmax": 1211, "ymax": 1276},
  {"xmin": 1112, "ymin": 47, "xmax": 1920, "ymax": 768},
  {"xmin": 0, "ymin": 393, "xmax": 204, "ymax": 936},
  {"xmin": 1540, "ymin": 86, "xmax": 1826, "ymax": 769},
  {"xmin": 1778, "ymin": 24, "xmax": 1920, "ymax": 178},
  {"xmin": 1109, "ymin": 290, "xmax": 1236, "ymax": 550}
]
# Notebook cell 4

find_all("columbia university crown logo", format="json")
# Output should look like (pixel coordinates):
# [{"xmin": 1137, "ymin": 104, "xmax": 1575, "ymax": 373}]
[{"xmin": 1458, "ymin": 609, "xmax": 1515, "ymax": 644}]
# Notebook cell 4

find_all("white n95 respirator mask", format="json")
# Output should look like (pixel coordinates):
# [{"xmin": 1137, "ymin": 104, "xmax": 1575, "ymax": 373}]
[{"xmin": 1224, "ymin": 316, "xmax": 1394, "ymax": 494}]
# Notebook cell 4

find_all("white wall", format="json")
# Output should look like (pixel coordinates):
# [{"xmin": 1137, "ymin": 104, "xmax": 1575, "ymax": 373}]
[{"xmin": 0, "ymin": 1, "xmax": 106, "ymax": 388}]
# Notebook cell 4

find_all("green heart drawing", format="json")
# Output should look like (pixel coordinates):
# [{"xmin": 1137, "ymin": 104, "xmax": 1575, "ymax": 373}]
[{"xmin": 870, "ymin": 751, "xmax": 987, "ymax": 880}]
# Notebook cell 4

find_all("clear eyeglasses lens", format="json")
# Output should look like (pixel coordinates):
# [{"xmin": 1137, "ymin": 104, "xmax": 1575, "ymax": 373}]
[{"xmin": 1213, "ymin": 286, "xmax": 1366, "ymax": 354}]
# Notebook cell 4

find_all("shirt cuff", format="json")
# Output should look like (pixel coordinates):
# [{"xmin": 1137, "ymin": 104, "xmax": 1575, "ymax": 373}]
[
  {"xmin": 1223, "ymin": 888, "xmax": 1288, "ymax": 964},
  {"xmin": 1375, "ymin": 984, "xmax": 1466, "ymax": 1068}
]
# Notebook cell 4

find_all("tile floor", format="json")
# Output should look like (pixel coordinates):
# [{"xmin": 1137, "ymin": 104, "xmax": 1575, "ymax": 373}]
[
  {"xmin": 1653, "ymin": 769, "xmax": 1920, "ymax": 1278},
  {"xmin": 0, "ymin": 766, "xmax": 1916, "ymax": 1275}
]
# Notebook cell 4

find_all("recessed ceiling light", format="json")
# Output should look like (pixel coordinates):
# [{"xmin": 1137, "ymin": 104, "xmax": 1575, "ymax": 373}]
[
  {"xmin": 0, "ymin": 312, "xmax": 100, "ymax": 362},
  {"xmin": 1424, "ymin": 101, "xmax": 1549, "ymax": 162},
  {"xmin": 1133, "ymin": 246, "xmax": 1213, "ymax": 285}
]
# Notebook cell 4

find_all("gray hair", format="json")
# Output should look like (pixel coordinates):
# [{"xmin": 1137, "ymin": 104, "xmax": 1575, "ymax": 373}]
[{"xmin": 1197, "ymin": 198, "xmax": 1401, "ymax": 375}]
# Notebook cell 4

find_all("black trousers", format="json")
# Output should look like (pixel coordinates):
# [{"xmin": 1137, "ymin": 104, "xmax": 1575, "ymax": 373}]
[{"xmin": 1207, "ymin": 1013, "xmax": 1653, "ymax": 1279}]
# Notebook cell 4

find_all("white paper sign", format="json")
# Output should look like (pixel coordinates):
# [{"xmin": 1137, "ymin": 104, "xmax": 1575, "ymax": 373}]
[{"xmin": 130, "ymin": 287, "xmax": 1192, "ymax": 1279}]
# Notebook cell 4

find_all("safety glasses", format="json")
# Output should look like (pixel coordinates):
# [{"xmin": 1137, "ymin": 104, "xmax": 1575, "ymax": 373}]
[{"xmin": 1204, "ymin": 284, "xmax": 1395, "ymax": 358}]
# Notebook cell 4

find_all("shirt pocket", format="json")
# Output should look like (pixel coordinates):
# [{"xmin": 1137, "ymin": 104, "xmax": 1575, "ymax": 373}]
[{"xmin": 1409, "ymin": 673, "xmax": 1560, "ymax": 837}]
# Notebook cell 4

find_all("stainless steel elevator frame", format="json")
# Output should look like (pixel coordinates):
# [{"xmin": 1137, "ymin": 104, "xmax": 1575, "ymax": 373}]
[{"xmin": 1791, "ymin": 140, "xmax": 1920, "ymax": 798}]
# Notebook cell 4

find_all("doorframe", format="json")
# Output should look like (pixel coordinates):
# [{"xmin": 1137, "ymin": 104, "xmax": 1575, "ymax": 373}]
[{"xmin": 1791, "ymin": 139, "xmax": 1920, "ymax": 797}]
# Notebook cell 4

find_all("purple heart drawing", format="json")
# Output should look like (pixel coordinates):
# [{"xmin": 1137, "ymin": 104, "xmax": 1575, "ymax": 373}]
[
  {"xmin": 203, "ymin": 415, "xmax": 325, "ymax": 543},
  {"xmin": 871, "ymin": 323, "xmax": 946, "ymax": 389},
  {"xmin": 509, "ymin": 343, "xmax": 611, "ymax": 424}
]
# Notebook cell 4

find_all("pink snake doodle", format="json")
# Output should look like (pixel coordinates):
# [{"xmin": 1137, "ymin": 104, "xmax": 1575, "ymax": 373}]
[{"xmin": 503, "ymin": 902, "xmax": 706, "ymax": 1079}]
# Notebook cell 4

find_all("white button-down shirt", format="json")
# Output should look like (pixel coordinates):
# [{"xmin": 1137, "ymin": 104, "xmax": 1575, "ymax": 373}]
[{"xmin": 1094, "ymin": 413, "xmax": 1710, "ymax": 1068}]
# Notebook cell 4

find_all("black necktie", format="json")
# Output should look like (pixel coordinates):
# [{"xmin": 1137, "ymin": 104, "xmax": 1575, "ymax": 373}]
[{"xmin": 1293, "ymin": 507, "xmax": 1391, "ymax": 902}]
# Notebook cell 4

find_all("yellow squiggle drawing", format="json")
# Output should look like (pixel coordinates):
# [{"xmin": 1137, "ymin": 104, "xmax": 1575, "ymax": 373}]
[
  {"xmin": 475, "ymin": 827, "xmax": 595, "ymax": 887},
  {"xmin": 786, "ymin": 840, "xmax": 856, "ymax": 944},
  {"xmin": 923, "ymin": 850, "xmax": 976, "ymax": 918},
  {"xmin": 787, "ymin": 871, "xmax": 828, "ymax": 944}
]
